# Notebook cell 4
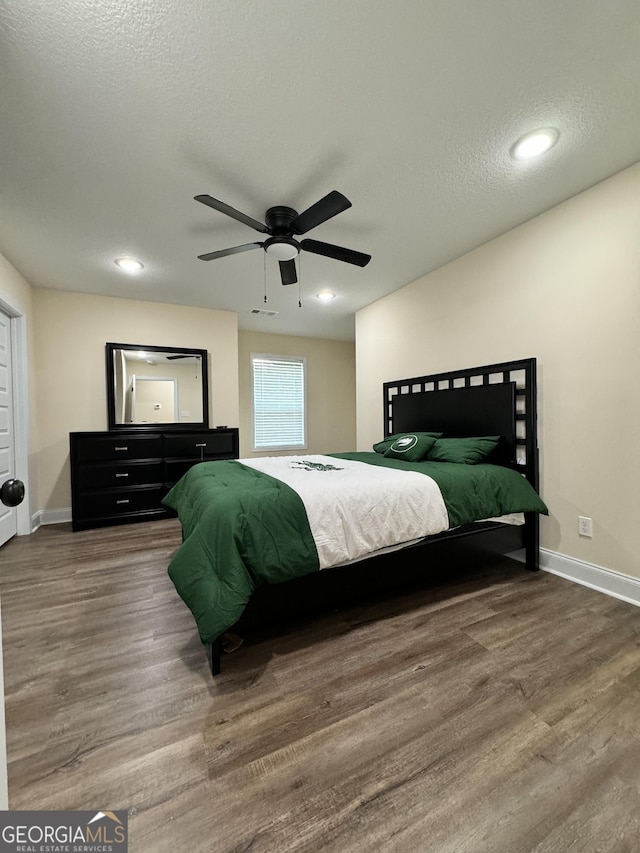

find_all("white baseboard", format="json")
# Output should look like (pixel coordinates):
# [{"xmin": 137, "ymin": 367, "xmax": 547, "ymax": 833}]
[
  {"xmin": 522, "ymin": 548, "xmax": 640, "ymax": 609},
  {"xmin": 31, "ymin": 507, "xmax": 72, "ymax": 531}
]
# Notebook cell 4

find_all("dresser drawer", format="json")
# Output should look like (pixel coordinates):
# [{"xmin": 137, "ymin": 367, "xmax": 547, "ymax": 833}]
[
  {"xmin": 77, "ymin": 460, "xmax": 164, "ymax": 490},
  {"xmin": 76, "ymin": 486, "xmax": 166, "ymax": 518},
  {"xmin": 75, "ymin": 434, "xmax": 162, "ymax": 462},
  {"xmin": 165, "ymin": 458, "xmax": 208, "ymax": 486},
  {"xmin": 163, "ymin": 431, "xmax": 236, "ymax": 459}
]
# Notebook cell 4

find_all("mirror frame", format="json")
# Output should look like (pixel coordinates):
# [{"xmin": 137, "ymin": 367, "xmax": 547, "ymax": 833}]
[{"xmin": 106, "ymin": 342, "xmax": 210, "ymax": 431}]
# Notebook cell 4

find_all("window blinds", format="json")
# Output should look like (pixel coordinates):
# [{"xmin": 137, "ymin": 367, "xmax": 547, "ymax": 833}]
[{"xmin": 252, "ymin": 354, "xmax": 306, "ymax": 450}]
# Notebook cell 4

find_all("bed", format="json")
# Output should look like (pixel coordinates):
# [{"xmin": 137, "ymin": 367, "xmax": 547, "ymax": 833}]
[{"xmin": 163, "ymin": 357, "xmax": 547, "ymax": 676}]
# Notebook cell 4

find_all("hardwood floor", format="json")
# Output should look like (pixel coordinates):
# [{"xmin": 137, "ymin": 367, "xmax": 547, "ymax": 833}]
[{"xmin": 1, "ymin": 520, "xmax": 640, "ymax": 852}]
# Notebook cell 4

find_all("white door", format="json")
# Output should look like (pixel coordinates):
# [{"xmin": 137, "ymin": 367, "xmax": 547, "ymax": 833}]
[{"xmin": 0, "ymin": 308, "xmax": 17, "ymax": 547}]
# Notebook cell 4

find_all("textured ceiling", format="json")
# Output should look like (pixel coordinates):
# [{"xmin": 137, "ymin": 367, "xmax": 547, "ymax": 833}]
[{"xmin": 1, "ymin": 0, "xmax": 639, "ymax": 340}]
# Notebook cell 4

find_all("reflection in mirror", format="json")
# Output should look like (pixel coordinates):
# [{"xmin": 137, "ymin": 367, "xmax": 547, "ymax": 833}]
[{"xmin": 106, "ymin": 343, "xmax": 209, "ymax": 431}]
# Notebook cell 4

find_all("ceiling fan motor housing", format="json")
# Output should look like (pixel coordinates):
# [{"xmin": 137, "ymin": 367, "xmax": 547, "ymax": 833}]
[
  {"xmin": 265, "ymin": 206, "xmax": 299, "ymax": 235},
  {"xmin": 263, "ymin": 206, "xmax": 302, "ymax": 260}
]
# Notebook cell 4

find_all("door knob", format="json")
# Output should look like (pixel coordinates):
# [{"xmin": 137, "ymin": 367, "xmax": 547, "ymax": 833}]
[{"xmin": 1, "ymin": 478, "xmax": 25, "ymax": 507}]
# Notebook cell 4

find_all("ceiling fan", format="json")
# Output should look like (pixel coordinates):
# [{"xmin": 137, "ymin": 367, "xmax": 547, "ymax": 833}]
[
  {"xmin": 194, "ymin": 190, "xmax": 371, "ymax": 286},
  {"xmin": 166, "ymin": 354, "xmax": 199, "ymax": 360}
]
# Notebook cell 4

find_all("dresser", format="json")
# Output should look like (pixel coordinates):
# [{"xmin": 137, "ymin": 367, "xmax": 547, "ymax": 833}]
[{"xmin": 69, "ymin": 428, "xmax": 239, "ymax": 531}]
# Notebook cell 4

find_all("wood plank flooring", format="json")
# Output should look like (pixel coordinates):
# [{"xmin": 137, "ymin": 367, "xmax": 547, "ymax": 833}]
[{"xmin": 1, "ymin": 520, "xmax": 640, "ymax": 852}]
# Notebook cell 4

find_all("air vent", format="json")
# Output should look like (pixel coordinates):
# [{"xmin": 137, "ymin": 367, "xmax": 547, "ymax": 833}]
[{"xmin": 250, "ymin": 308, "xmax": 279, "ymax": 317}]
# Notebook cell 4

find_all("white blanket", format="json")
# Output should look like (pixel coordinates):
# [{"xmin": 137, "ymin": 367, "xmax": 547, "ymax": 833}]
[{"xmin": 240, "ymin": 455, "xmax": 450, "ymax": 570}]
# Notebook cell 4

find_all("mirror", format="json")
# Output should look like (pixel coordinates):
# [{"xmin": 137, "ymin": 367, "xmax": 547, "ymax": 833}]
[{"xmin": 106, "ymin": 342, "xmax": 209, "ymax": 431}]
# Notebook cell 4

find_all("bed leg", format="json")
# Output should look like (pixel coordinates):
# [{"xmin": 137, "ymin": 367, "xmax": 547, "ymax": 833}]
[
  {"xmin": 524, "ymin": 512, "xmax": 540, "ymax": 571},
  {"xmin": 206, "ymin": 639, "xmax": 222, "ymax": 677}
]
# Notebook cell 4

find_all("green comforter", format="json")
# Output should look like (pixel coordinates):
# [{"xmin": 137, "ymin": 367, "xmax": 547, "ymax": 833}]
[{"xmin": 163, "ymin": 453, "xmax": 547, "ymax": 645}]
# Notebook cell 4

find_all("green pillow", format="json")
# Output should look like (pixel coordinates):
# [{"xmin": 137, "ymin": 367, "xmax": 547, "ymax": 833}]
[
  {"xmin": 373, "ymin": 431, "xmax": 442, "ymax": 454},
  {"xmin": 427, "ymin": 436, "xmax": 500, "ymax": 464},
  {"xmin": 383, "ymin": 433, "xmax": 438, "ymax": 462}
]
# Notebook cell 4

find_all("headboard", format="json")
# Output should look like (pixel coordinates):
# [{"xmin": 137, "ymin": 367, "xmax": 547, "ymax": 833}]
[{"xmin": 383, "ymin": 358, "xmax": 539, "ymax": 491}]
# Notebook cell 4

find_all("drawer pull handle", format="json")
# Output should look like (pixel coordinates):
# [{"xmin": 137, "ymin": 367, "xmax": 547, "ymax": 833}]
[
  {"xmin": 195, "ymin": 443, "xmax": 207, "ymax": 447},
  {"xmin": 115, "ymin": 446, "xmax": 128, "ymax": 452},
  {"xmin": 115, "ymin": 473, "xmax": 129, "ymax": 478},
  {"xmin": 116, "ymin": 499, "xmax": 130, "ymax": 505}
]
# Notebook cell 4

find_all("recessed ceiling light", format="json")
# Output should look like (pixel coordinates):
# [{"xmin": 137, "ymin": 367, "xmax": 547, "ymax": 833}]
[
  {"xmin": 115, "ymin": 257, "xmax": 144, "ymax": 273},
  {"xmin": 316, "ymin": 291, "xmax": 336, "ymax": 302},
  {"xmin": 511, "ymin": 128, "xmax": 559, "ymax": 160}
]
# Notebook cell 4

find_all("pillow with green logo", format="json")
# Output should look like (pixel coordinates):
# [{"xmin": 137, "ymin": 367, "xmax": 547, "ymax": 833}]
[
  {"xmin": 383, "ymin": 433, "xmax": 438, "ymax": 462},
  {"xmin": 427, "ymin": 436, "xmax": 500, "ymax": 464},
  {"xmin": 373, "ymin": 431, "xmax": 442, "ymax": 455}
]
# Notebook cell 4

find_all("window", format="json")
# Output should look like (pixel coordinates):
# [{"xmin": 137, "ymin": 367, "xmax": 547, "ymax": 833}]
[{"xmin": 251, "ymin": 353, "xmax": 306, "ymax": 451}]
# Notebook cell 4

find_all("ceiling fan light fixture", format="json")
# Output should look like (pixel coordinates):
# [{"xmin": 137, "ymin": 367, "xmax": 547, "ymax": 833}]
[
  {"xmin": 264, "ymin": 238, "xmax": 300, "ymax": 261},
  {"xmin": 511, "ymin": 128, "xmax": 559, "ymax": 160}
]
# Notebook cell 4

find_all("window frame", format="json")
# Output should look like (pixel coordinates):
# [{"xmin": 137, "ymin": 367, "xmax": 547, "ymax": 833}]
[{"xmin": 250, "ymin": 352, "xmax": 307, "ymax": 452}]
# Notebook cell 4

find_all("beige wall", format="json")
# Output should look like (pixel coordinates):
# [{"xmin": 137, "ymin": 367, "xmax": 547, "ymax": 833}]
[
  {"xmin": 356, "ymin": 163, "xmax": 640, "ymax": 579},
  {"xmin": 238, "ymin": 331, "xmax": 356, "ymax": 458},
  {"xmin": 33, "ymin": 289, "xmax": 239, "ymax": 511},
  {"xmin": 0, "ymin": 272, "xmax": 352, "ymax": 517},
  {"xmin": 0, "ymin": 254, "xmax": 33, "ymax": 320}
]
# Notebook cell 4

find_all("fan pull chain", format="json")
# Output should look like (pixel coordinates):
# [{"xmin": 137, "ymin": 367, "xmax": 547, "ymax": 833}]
[
  {"xmin": 298, "ymin": 253, "xmax": 302, "ymax": 308},
  {"xmin": 263, "ymin": 251, "xmax": 268, "ymax": 303}
]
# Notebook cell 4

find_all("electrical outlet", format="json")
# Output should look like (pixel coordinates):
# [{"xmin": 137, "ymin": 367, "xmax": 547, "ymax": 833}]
[{"xmin": 578, "ymin": 516, "xmax": 593, "ymax": 538}]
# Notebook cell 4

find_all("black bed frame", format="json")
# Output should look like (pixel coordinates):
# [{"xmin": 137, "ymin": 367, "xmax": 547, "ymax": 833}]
[{"xmin": 206, "ymin": 357, "xmax": 540, "ymax": 676}]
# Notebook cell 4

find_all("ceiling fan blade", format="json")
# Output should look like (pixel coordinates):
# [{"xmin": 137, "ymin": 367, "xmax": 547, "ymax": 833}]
[
  {"xmin": 300, "ymin": 238, "xmax": 371, "ymax": 267},
  {"xmin": 290, "ymin": 191, "xmax": 352, "ymax": 235},
  {"xmin": 197, "ymin": 242, "xmax": 263, "ymax": 261},
  {"xmin": 194, "ymin": 195, "xmax": 268, "ymax": 233},
  {"xmin": 279, "ymin": 259, "xmax": 298, "ymax": 285}
]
